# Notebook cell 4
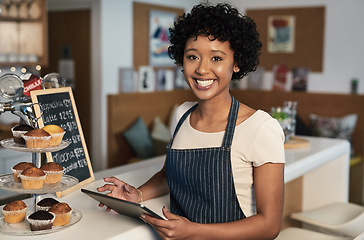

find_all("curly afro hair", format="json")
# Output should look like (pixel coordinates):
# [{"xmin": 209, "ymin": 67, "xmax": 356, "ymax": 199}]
[{"xmin": 168, "ymin": 3, "xmax": 262, "ymax": 80}]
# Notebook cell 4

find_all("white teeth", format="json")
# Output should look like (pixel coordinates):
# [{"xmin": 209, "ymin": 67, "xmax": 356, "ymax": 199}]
[{"xmin": 196, "ymin": 79, "xmax": 214, "ymax": 87}]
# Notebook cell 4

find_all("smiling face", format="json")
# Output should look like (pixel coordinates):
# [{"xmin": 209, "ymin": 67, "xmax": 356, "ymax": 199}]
[{"xmin": 183, "ymin": 35, "xmax": 239, "ymax": 102}]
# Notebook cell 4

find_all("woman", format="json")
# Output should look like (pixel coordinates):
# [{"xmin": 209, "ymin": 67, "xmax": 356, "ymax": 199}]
[{"xmin": 97, "ymin": 3, "xmax": 285, "ymax": 239}]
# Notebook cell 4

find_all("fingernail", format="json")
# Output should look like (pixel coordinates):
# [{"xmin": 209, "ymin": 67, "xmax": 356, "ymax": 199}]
[{"xmin": 139, "ymin": 214, "xmax": 146, "ymax": 222}]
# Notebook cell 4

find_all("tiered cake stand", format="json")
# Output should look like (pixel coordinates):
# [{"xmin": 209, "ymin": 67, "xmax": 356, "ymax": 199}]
[{"xmin": 0, "ymin": 138, "xmax": 82, "ymax": 236}]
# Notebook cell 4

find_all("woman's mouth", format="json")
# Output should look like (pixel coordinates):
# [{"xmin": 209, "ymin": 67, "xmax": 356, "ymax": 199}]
[{"xmin": 195, "ymin": 79, "xmax": 214, "ymax": 88}]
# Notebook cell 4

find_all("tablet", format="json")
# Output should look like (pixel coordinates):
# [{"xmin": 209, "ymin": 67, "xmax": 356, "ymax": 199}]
[{"xmin": 81, "ymin": 189, "xmax": 165, "ymax": 220}]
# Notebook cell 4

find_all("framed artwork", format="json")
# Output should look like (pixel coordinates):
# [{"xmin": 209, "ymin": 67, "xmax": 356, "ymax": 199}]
[
  {"xmin": 272, "ymin": 65, "xmax": 289, "ymax": 91},
  {"xmin": 156, "ymin": 68, "xmax": 174, "ymax": 91},
  {"xmin": 174, "ymin": 66, "xmax": 189, "ymax": 89},
  {"xmin": 149, "ymin": 10, "xmax": 176, "ymax": 67},
  {"xmin": 292, "ymin": 68, "xmax": 309, "ymax": 91},
  {"xmin": 119, "ymin": 67, "xmax": 137, "ymax": 93},
  {"xmin": 246, "ymin": 6, "xmax": 325, "ymax": 72},
  {"xmin": 138, "ymin": 66, "xmax": 155, "ymax": 92},
  {"xmin": 267, "ymin": 15, "xmax": 295, "ymax": 53},
  {"xmin": 247, "ymin": 67, "xmax": 265, "ymax": 90},
  {"xmin": 133, "ymin": 2, "xmax": 184, "ymax": 69}
]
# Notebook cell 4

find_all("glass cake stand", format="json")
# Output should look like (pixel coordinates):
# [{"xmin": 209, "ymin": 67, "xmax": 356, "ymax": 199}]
[
  {"xmin": 0, "ymin": 174, "xmax": 78, "ymax": 194},
  {"xmin": 0, "ymin": 209, "xmax": 82, "ymax": 236},
  {"xmin": 0, "ymin": 138, "xmax": 81, "ymax": 236},
  {"xmin": 0, "ymin": 138, "xmax": 70, "ymax": 153}
]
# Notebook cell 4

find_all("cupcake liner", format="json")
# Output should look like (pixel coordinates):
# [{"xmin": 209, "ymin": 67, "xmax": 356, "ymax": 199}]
[
  {"xmin": 11, "ymin": 129, "xmax": 28, "ymax": 138},
  {"xmin": 36, "ymin": 198, "xmax": 60, "ymax": 211},
  {"xmin": 43, "ymin": 170, "xmax": 64, "ymax": 184},
  {"xmin": 22, "ymin": 135, "xmax": 51, "ymax": 148},
  {"xmin": 11, "ymin": 168, "xmax": 23, "ymax": 183},
  {"xmin": 22, "ymin": 135, "xmax": 51, "ymax": 141},
  {"xmin": 11, "ymin": 128, "xmax": 29, "ymax": 144},
  {"xmin": 26, "ymin": 212, "xmax": 55, "ymax": 231},
  {"xmin": 2, "ymin": 207, "xmax": 28, "ymax": 224},
  {"xmin": 19, "ymin": 175, "xmax": 46, "ymax": 189},
  {"xmin": 51, "ymin": 210, "xmax": 72, "ymax": 226},
  {"xmin": 19, "ymin": 175, "xmax": 47, "ymax": 181},
  {"xmin": 48, "ymin": 132, "xmax": 65, "ymax": 146},
  {"xmin": 36, "ymin": 205, "xmax": 52, "ymax": 211}
]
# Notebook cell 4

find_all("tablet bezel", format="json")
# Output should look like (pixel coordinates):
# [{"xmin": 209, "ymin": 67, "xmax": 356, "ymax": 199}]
[{"xmin": 81, "ymin": 188, "xmax": 164, "ymax": 220}]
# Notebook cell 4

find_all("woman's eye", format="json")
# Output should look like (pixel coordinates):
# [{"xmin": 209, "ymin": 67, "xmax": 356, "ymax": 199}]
[
  {"xmin": 212, "ymin": 56, "xmax": 222, "ymax": 61},
  {"xmin": 187, "ymin": 55, "xmax": 198, "ymax": 60}
]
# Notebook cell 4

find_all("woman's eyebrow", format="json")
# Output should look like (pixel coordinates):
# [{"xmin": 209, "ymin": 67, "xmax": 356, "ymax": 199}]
[
  {"xmin": 211, "ymin": 49, "xmax": 227, "ymax": 55},
  {"xmin": 185, "ymin": 48, "xmax": 197, "ymax": 53},
  {"xmin": 185, "ymin": 49, "xmax": 227, "ymax": 55}
]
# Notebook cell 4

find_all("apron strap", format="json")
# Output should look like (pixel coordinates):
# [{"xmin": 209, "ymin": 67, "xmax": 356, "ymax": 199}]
[
  {"xmin": 169, "ymin": 96, "xmax": 239, "ymax": 148},
  {"xmin": 169, "ymin": 103, "xmax": 198, "ymax": 146},
  {"xmin": 221, "ymin": 96, "xmax": 239, "ymax": 148}
]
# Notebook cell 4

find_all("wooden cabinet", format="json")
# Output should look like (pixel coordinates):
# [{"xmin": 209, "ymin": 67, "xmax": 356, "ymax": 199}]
[{"xmin": 0, "ymin": 0, "xmax": 48, "ymax": 67}]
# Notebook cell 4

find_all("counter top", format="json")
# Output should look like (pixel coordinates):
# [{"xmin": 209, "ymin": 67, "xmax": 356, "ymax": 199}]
[
  {"xmin": 0, "ymin": 136, "xmax": 351, "ymax": 239},
  {"xmin": 284, "ymin": 136, "xmax": 350, "ymax": 182}
]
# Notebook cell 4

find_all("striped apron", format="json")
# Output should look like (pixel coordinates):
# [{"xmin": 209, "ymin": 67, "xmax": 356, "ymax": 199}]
[{"xmin": 166, "ymin": 96, "xmax": 246, "ymax": 223}]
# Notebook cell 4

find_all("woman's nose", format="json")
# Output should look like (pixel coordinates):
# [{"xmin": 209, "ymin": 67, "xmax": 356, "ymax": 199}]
[{"xmin": 196, "ymin": 59, "xmax": 210, "ymax": 75}]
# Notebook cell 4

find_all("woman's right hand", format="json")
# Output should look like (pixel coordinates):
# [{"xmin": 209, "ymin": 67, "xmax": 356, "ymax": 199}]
[{"xmin": 96, "ymin": 177, "xmax": 142, "ymax": 210}]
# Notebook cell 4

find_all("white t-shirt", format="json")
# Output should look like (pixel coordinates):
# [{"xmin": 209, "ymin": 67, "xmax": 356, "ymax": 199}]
[{"xmin": 170, "ymin": 102, "xmax": 285, "ymax": 217}]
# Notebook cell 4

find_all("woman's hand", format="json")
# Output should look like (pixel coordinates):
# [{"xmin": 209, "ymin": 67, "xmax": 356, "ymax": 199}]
[
  {"xmin": 96, "ymin": 177, "xmax": 142, "ymax": 211},
  {"xmin": 141, "ymin": 206, "xmax": 198, "ymax": 240}
]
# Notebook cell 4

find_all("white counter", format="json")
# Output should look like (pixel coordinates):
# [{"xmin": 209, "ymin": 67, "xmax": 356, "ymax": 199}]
[
  {"xmin": 0, "ymin": 136, "xmax": 351, "ymax": 239},
  {"xmin": 285, "ymin": 136, "xmax": 350, "ymax": 211}
]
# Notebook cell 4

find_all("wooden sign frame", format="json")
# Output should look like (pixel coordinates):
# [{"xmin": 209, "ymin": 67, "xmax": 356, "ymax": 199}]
[{"xmin": 30, "ymin": 87, "xmax": 94, "ymax": 197}]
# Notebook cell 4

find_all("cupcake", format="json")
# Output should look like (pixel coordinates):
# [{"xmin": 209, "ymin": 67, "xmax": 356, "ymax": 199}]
[
  {"xmin": 2, "ymin": 200, "xmax": 27, "ymax": 224},
  {"xmin": 11, "ymin": 124, "xmax": 34, "ymax": 144},
  {"xmin": 49, "ymin": 202, "xmax": 72, "ymax": 226},
  {"xmin": 42, "ymin": 125, "xmax": 65, "ymax": 146},
  {"xmin": 27, "ymin": 210, "xmax": 55, "ymax": 231},
  {"xmin": 22, "ymin": 129, "xmax": 51, "ymax": 148},
  {"xmin": 40, "ymin": 162, "xmax": 64, "ymax": 184},
  {"xmin": 11, "ymin": 162, "xmax": 36, "ymax": 183},
  {"xmin": 36, "ymin": 198, "xmax": 60, "ymax": 211},
  {"xmin": 19, "ymin": 167, "xmax": 46, "ymax": 189}
]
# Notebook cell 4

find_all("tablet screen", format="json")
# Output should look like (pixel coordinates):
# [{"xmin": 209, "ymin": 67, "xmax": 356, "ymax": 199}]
[{"xmin": 81, "ymin": 189, "xmax": 164, "ymax": 220}]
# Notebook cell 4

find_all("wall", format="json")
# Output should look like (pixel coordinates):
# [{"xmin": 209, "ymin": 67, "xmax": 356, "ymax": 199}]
[
  {"xmin": 46, "ymin": 0, "xmax": 364, "ymax": 171},
  {"xmin": 47, "ymin": 0, "xmax": 196, "ymax": 171},
  {"xmin": 219, "ymin": 0, "xmax": 364, "ymax": 94}
]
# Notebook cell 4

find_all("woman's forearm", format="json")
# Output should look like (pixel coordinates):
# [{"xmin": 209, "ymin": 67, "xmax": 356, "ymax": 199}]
[
  {"xmin": 137, "ymin": 166, "xmax": 169, "ymax": 201},
  {"xmin": 192, "ymin": 213, "xmax": 281, "ymax": 240}
]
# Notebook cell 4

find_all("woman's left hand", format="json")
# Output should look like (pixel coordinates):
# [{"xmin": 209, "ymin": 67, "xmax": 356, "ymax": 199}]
[{"xmin": 140, "ymin": 206, "xmax": 197, "ymax": 240}]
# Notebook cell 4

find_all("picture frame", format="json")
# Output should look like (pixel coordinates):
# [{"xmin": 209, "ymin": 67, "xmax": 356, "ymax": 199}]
[
  {"xmin": 119, "ymin": 67, "xmax": 137, "ymax": 93},
  {"xmin": 138, "ymin": 66, "xmax": 155, "ymax": 92},
  {"xmin": 149, "ymin": 10, "xmax": 176, "ymax": 67}
]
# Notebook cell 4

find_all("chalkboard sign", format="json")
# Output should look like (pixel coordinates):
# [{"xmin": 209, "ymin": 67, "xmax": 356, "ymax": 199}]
[{"xmin": 30, "ymin": 87, "xmax": 94, "ymax": 197}]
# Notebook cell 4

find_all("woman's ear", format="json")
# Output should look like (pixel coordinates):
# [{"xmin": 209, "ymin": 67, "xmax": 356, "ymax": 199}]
[{"xmin": 233, "ymin": 65, "xmax": 240, "ymax": 73}]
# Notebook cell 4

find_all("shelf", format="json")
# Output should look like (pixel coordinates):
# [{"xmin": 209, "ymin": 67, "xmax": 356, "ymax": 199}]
[
  {"xmin": 0, "ymin": 0, "xmax": 48, "ymax": 67},
  {"xmin": 0, "ymin": 16, "xmax": 41, "ymax": 22},
  {"xmin": 0, "ymin": 60, "xmax": 44, "ymax": 67}
]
